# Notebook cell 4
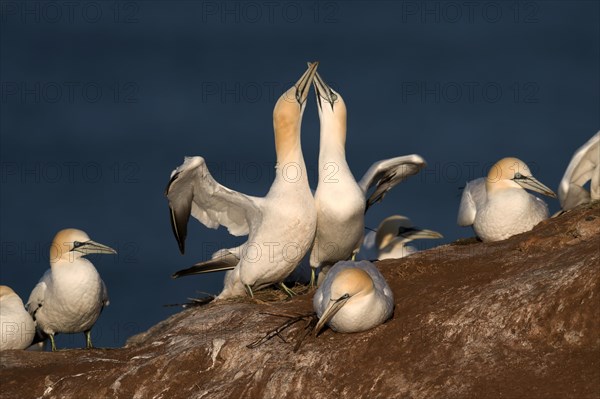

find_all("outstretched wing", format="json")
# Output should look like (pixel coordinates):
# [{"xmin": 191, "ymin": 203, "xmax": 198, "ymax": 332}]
[
  {"xmin": 558, "ymin": 131, "xmax": 600, "ymax": 210},
  {"xmin": 358, "ymin": 155, "xmax": 427, "ymax": 211},
  {"xmin": 457, "ymin": 178, "xmax": 486, "ymax": 226},
  {"xmin": 165, "ymin": 156, "xmax": 263, "ymax": 253}
]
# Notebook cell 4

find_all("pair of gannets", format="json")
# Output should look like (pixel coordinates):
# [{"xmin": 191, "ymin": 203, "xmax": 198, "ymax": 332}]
[
  {"xmin": 25, "ymin": 229, "xmax": 116, "ymax": 351},
  {"xmin": 0, "ymin": 286, "xmax": 35, "ymax": 350},
  {"xmin": 167, "ymin": 63, "xmax": 426, "ymax": 299},
  {"xmin": 357, "ymin": 215, "xmax": 443, "ymax": 261}
]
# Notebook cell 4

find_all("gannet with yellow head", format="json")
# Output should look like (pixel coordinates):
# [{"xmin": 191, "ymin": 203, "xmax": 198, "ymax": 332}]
[
  {"xmin": 307, "ymin": 69, "xmax": 427, "ymax": 285},
  {"xmin": 168, "ymin": 63, "xmax": 319, "ymax": 298},
  {"xmin": 357, "ymin": 215, "xmax": 443, "ymax": 261},
  {"xmin": 0, "ymin": 285, "xmax": 36, "ymax": 350},
  {"xmin": 26, "ymin": 228, "xmax": 116, "ymax": 351},
  {"xmin": 457, "ymin": 157, "xmax": 556, "ymax": 242},
  {"xmin": 313, "ymin": 260, "xmax": 393, "ymax": 334},
  {"xmin": 558, "ymin": 131, "xmax": 599, "ymax": 211}
]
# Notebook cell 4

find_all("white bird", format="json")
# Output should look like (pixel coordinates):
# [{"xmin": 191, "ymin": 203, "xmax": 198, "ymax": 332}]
[
  {"xmin": 558, "ymin": 131, "xmax": 600, "ymax": 211},
  {"xmin": 357, "ymin": 215, "xmax": 443, "ymax": 261},
  {"xmin": 0, "ymin": 286, "xmax": 36, "ymax": 350},
  {"xmin": 168, "ymin": 63, "xmax": 319, "ymax": 299},
  {"xmin": 308, "ymin": 70, "xmax": 426, "ymax": 285},
  {"xmin": 457, "ymin": 157, "xmax": 557, "ymax": 242},
  {"xmin": 313, "ymin": 260, "xmax": 394, "ymax": 335},
  {"xmin": 26, "ymin": 229, "xmax": 116, "ymax": 351}
]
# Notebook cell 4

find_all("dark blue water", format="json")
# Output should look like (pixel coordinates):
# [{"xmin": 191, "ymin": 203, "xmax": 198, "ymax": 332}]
[{"xmin": 1, "ymin": 1, "xmax": 598, "ymax": 348}]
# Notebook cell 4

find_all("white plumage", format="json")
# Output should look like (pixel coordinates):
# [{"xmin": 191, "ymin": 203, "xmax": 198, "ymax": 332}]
[
  {"xmin": 308, "ymin": 70, "xmax": 426, "ymax": 284},
  {"xmin": 168, "ymin": 63, "xmax": 319, "ymax": 298},
  {"xmin": 357, "ymin": 215, "xmax": 443, "ymax": 261},
  {"xmin": 558, "ymin": 131, "xmax": 600, "ymax": 211},
  {"xmin": 313, "ymin": 260, "xmax": 394, "ymax": 334},
  {"xmin": 26, "ymin": 228, "xmax": 115, "ymax": 351},
  {"xmin": 0, "ymin": 286, "xmax": 35, "ymax": 350},
  {"xmin": 457, "ymin": 157, "xmax": 556, "ymax": 242}
]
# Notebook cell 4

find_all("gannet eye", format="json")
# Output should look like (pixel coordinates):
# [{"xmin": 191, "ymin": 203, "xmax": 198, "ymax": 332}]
[
  {"xmin": 73, "ymin": 241, "xmax": 83, "ymax": 248},
  {"xmin": 514, "ymin": 172, "xmax": 523, "ymax": 180}
]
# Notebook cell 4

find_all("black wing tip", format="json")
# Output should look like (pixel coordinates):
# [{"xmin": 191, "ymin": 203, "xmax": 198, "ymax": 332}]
[
  {"xmin": 165, "ymin": 171, "xmax": 180, "ymax": 196},
  {"xmin": 168, "ymin": 207, "xmax": 187, "ymax": 255}
]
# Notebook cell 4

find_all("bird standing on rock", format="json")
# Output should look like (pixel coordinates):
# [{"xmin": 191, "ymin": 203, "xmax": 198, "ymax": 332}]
[
  {"xmin": 168, "ymin": 62, "xmax": 320, "ymax": 299},
  {"xmin": 26, "ymin": 228, "xmax": 116, "ymax": 351}
]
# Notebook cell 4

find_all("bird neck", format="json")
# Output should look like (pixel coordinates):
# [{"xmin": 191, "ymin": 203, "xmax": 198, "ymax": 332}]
[{"xmin": 318, "ymin": 119, "xmax": 347, "ymax": 169}]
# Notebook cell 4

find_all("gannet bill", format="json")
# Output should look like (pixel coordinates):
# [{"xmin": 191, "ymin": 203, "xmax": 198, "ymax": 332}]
[
  {"xmin": 26, "ymin": 229, "xmax": 116, "ymax": 351},
  {"xmin": 308, "ymin": 69, "xmax": 426, "ymax": 285},
  {"xmin": 457, "ymin": 157, "xmax": 557, "ymax": 242},
  {"xmin": 0, "ymin": 286, "xmax": 36, "ymax": 350},
  {"xmin": 357, "ymin": 215, "xmax": 443, "ymax": 261},
  {"xmin": 313, "ymin": 260, "xmax": 394, "ymax": 335},
  {"xmin": 558, "ymin": 131, "xmax": 600, "ymax": 211},
  {"xmin": 168, "ymin": 63, "xmax": 319, "ymax": 298}
]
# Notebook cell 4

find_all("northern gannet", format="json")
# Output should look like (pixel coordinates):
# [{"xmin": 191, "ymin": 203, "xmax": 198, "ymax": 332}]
[
  {"xmin": 308, "ymin": 69, "xmax": 426, "ymax": 285},
  {"xmin": 0, "ymin": 286, "xmax": 35, "ymax": 350},
  {"xmin": 168, "ymin": 63, "xmax": 319, "ymax": 299},
  {"xmin": 26, "ymin": 229, "xmax": 116, "ymax": 351},
  {"xmin": 558, "ymin": 131, "xmax": 600, "ymax": 211},
  {"xmin": 313, "ymin": 260, "xmax": 394, "ymax": 335},
  {"xmin": 457, "ymin": 157, "xmax": 556, "ymax": 242},
  {"xmin": 357, "ymin": 215, "xmax": 443, "ymax": 261}
]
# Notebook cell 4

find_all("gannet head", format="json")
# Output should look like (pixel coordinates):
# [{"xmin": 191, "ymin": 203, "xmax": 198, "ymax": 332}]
[
  {"xmin": 0, "ymin": 285, "xmax": 17, "ymax": 299},
  {"xmin": 375, "ymin": 215, "xmax": 443, "ymax": 249},
  {"xmin": 314, "ymin": 267, "xmax": 374, "ymax": 335},
  {"xmin": 312, "ymin": 69, "xmax": 347, "ymax": 144},
  {"xmin": 273, "ymin": 62, "xmax": 318, "ymax": 159},
  {"xmin": 50, "ymin": 228, "xmax": 117, "ymax": 265},
  {"xmin": 486, "ymin": 157, "xmax": 557, "ymax": 198}
]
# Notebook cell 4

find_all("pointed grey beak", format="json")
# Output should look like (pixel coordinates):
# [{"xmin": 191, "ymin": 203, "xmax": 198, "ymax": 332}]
[
  {"xmin": 310, "ymin": 68, "xmax": 337, "ymax": 111},
  {"xmin": 514, "ymin": 175, "xmax": 557, "ymax": 198},
  {"xmin": 294, "ymin": 61, "xmax": 319, "ymax": 105},
  {"xmin": 398, "ymin": 228, "xmax": 444, "ymax": 240},
  {"xmin": 73, "ymin": 240, "xmax": 117, "ymax": 255},
  {"xmin": 314, "ymin": 293, "xmax": 350, "ymax": 336}
]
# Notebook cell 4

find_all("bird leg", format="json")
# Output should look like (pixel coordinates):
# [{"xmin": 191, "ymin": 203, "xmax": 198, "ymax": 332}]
[
  {"xmin": 49, "ymin": 334, "xmax": 57, "ymax": 352},
  {"xmin": 85, "ymin": 330, "xmax": 93, "ymax": 349},
  {"xmin": 278, "ymin": 282, "xmax": 297, "ymax": 297},
  {"xmin": 309, "ymin": 269, "xmax": 316, "ymax": 288}
]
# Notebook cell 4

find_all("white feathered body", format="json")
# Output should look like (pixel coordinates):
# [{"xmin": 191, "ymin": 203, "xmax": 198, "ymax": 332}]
[
  {"xmin": 0, "ymin": 293, "xmax": 35, "ymax": 350},
  {"xmin": 28, "ymin": 259, "xmax": 108, "ymax": 335},
  {"xmin": 237, "ymin": 167, "xmax": 317, "ymax": 289},
  {"xmin": 311, "ymin": 174, "xmax": 365, "ymax": 267},
  {"xmin": 313, "ymin": 261, "xmax": 394, "ymax": 333},
  {"xmin": 459, "ymin": 178, "xmax": 549, "ymax": 242}
]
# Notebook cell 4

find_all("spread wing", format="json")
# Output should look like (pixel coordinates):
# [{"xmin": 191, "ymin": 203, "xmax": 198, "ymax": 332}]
[
  {"xmin": 457, "ymin": 178, "xmax": 487, "ymax": 227},
  {"xmin": 165, "ymin": 156, "xmax": 263, "ymax": 253},
  {"xmin": 358, "ymin": 155, "xmax": 427, "ymax": 211},
  {"xmin": 558, "ymin": 131, "xmax": 600, "ymax": 210}
]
